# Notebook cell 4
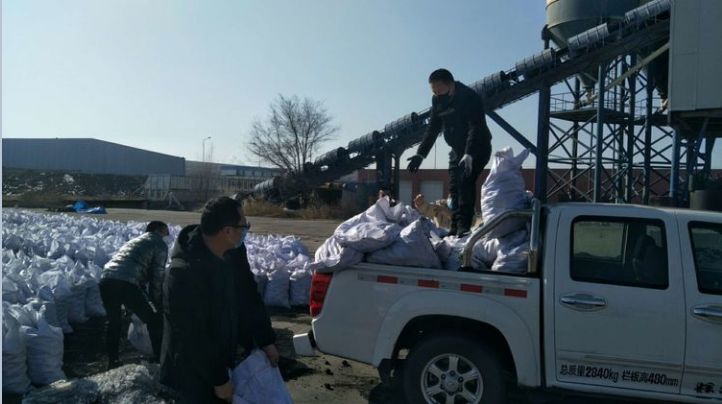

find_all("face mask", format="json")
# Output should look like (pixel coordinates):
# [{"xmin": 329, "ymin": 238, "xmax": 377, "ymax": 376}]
[
  {"xmin": 229, "ymin": 228, "xmax": 248, "ymax": 249},
  {"xmin": 447, "ymin": 199, "xmax": 454, "ymax": 210},
  {"xmin": 237, "ymin": 228, "xmax": 248, "ymax": 247},
  {"xmin": 163, "ymin": 235, "xmax": 174, "ymax": 247}
]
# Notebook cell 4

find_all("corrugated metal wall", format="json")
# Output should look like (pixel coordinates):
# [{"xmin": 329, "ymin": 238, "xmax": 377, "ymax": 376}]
[{"xmin": 1, "ymin": 138, "xmax": 185, "ymax": 175}]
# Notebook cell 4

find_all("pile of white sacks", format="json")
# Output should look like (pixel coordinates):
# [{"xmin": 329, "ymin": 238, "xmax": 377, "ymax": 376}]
[
  {"xmin": 246, "ymin": 234, "xmax": 312, "ymax": 309},
  {"xmin": 309, "ymin": 147, "xmax": 533, "ymax": 274},
  {"xmin": 1, "ymin": 212, "xmax": 152, "ymax": 395},
  {"xmin": 2, "ymin": 211, "xmax": 312, "ymax": 395}
]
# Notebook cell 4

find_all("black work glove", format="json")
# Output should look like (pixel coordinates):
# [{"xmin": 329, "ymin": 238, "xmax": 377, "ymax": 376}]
[{"xmin": 407, "ymin": 154, "xmax": 423, "ymax": 173}]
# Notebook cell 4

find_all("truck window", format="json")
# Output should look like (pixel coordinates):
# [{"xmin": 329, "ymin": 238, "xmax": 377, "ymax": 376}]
[
  {"xmin": 689, "ymin": 222, "xmax": 722, "ymax": 295},
  {"xmin": 571, "ymin": 217, "xmax": 668, "ymax": 289}
]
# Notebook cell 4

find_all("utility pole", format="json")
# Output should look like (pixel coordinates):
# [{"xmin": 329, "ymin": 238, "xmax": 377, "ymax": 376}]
[
  {"xmin": 202, "ymin": 136, "xmax": 212, "ymax": 163},
  {"xmin": 202, "ymin": 136, "xmax": 212, "ymax": 202}
]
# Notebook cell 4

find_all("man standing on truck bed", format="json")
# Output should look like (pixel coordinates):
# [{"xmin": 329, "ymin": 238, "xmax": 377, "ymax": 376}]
[{"xmin": 407, "ymin": 68, "xmax": 493, "ymax": 236}]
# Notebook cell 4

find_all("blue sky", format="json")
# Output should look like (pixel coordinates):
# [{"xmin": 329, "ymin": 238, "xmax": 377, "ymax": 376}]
[{"xmin": 3, "ymin": 1, "xmax": 549, "ymax": 169}]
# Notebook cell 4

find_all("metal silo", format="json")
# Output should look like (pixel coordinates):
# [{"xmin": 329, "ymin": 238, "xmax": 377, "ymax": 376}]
[{"xmin": 546, "ymin": 0, "xmax": 642, "ymax": 89}]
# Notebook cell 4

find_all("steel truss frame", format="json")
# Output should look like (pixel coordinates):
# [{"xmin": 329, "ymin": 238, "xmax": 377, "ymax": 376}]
[{"xmin": 533, "ymin": 47, "xmax": 710, "ymax": 206}]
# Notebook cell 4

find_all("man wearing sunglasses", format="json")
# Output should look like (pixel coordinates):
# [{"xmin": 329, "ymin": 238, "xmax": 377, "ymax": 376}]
[
  {"xmin": 161, "ymin": 197, "xmax": 277, "ymax": 403},
  {"xmin": 407, "ymin": 68, "xmax": 493, "ymax": 237}
]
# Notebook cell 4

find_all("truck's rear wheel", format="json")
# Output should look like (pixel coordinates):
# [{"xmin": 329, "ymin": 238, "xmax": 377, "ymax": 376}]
[{"xmin": 402, "ymin": 334, "xmax": 506, "ymax": 404}]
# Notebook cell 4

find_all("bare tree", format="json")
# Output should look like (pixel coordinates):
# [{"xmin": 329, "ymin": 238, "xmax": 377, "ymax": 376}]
[{"xmin": 247, "ymin": 94, "xmax": 338, "ymax": 173}]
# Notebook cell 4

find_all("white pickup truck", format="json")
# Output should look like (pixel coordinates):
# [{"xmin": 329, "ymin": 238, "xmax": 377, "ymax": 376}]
[{"xmin": 294, "ymin": 202, "xmax": 722, "ymax": 403}]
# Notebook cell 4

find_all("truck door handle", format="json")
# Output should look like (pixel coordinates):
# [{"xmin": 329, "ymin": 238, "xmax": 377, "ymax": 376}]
[
  {"xmin": 560, "ymin": 295, "xmax": 607, "ymax": 310},
  {"xmin": 692, "ymin": 307, "xmax": 722, "ymax": 320}
]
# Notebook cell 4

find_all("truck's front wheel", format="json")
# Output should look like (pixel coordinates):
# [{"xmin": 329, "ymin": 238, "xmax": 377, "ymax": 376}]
[{"xmin": 402, "ymin": 333, "xmax": 506, "ymax": 404}]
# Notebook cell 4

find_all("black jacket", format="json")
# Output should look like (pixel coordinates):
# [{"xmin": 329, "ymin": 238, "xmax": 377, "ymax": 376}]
[
  {"xmin": 417, "ymin": 81, "xmax": 493, "ymax": 161},
  {"xmin": 160, "ymin": 225, "xmax": 276, "ymax": 389}
]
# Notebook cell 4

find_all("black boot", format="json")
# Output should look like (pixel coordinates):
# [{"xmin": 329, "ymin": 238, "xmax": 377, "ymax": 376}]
[{"xmin": 457, "ymin": 219, "xmax": 472, "ymax": 237}]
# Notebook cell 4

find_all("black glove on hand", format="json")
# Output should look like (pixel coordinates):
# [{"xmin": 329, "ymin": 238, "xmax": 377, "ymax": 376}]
[{"xmin": 407, "ymin": 154, "xmax": 423, "ymax": 173}]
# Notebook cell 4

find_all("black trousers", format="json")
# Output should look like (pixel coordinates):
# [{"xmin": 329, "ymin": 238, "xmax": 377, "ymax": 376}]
[
  {"xmin": 448, "ymin": 147, "xmax": 492, "ymax": 232},
  {"xmin": 99, "ymin": 278, "xmax": 163, "ymax": 362},
  {"xmin": 177, "ymin": 381, "xmax": 228, "ymax": 404}
]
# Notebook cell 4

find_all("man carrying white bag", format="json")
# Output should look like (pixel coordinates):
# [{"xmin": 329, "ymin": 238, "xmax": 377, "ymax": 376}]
[{"xmin": 230, "ymin": 349, "xmax": 293, "ymax": 404}]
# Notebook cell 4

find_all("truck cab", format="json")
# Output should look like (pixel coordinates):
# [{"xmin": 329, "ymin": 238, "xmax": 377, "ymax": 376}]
[
  {"xmin": 294, "ymin": 203, "xmax": 722, "ymax": 403},
  {"xmin": 544, "ymin": 204, "xmax": 722, "ymax": 402}
]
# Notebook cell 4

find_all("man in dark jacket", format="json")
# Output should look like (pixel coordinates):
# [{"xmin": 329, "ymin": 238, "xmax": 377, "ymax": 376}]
[
  {"xmin": 100, "ymin": 220, "xmax": 170, "ymax": 369},
  {"xmin": 161, "ymin": 197, "xmax": 277, "ymax": 403},
  {"xmin": 407, "ymin": 68, "xmax": 493, "ymax": 236}
]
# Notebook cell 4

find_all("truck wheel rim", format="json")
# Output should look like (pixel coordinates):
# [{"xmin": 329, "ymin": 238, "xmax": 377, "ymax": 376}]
[{"xmin": 420, "ymin": 353, "xmax": 483, "ymax": 404}]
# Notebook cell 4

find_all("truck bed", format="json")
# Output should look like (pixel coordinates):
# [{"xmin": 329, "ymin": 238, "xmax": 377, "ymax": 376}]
[{"xmin": 310, "ymin": 262, "xmax": 542, "ymax": 383}]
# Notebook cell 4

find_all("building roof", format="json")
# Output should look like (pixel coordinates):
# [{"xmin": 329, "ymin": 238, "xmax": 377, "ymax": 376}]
[{"xmin": 2, "ymin": 138, "xmax": 184, "ymax": 160}]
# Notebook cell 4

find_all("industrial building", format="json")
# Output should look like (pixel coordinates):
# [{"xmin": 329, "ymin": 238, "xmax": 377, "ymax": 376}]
[
  {"xmin": 145, "ymin": 162, "xmax": 279, "ymax": 207},
  {"xmin": 1, "ymin": 138, "xmax": 186, "ymax": 176},
  {"xmin": 1, "ymin": 137, "xmax": 281, "ymax": 209},
  {"xmin": 184, "ymin": 161, "xmax": 278, "ymax": 179}
]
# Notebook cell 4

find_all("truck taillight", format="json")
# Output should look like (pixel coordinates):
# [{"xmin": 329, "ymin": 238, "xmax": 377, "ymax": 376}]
[{"xmin": 310, "ymin": 271, "xmax": 333, "ymax": 318}]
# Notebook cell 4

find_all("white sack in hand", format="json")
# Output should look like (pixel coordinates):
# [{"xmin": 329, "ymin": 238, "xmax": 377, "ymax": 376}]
[
  {"xmin": 231, "ymin": 349, "xmax": 293, "ymax": 404},
  {"xmin": 127, "ymin": 315, "xmax": 154, "ymax": 356}
]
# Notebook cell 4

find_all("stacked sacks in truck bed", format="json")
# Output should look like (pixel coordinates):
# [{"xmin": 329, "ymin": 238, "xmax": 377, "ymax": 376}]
[
  {"xmin": 308, "ymin": 197, "xmax": 440, "ymax": 271},
  {"xmin": 473, "ymin": 147, "xmax": 533, "ymax": 272},
  {"xmin": 434, "ymin": 147, "xmax": 533, "ymax": 273},
  {"xmin": 307, "ymin": 147, "xmax": 533, "ymax": 274}
]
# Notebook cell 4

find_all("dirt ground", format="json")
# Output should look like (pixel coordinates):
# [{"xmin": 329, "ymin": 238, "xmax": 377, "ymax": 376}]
[{"xmin": 5, "ymin": 208, "xmax": 627, "ymax": 404}]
